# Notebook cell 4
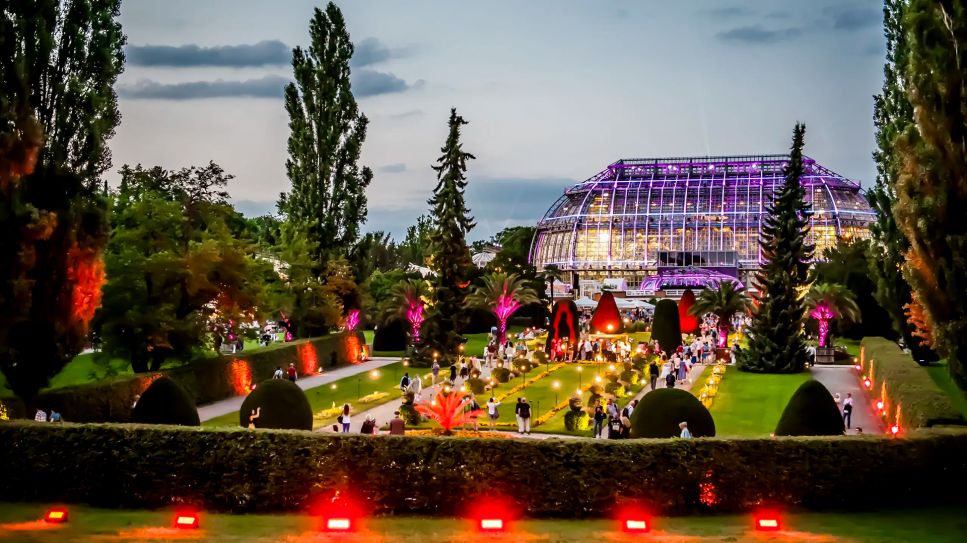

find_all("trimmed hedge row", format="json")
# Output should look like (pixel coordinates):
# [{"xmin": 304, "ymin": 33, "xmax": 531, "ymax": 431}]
[
  {"xmin": 1, "ymin": 332, "xmax": 364, "ymax": 422},
  {"xmin": 1, "ymin": 422, "xmax": 965, "ymax": 516},
  {"xmin": 860, "ymin": 337, "xmax": 964, "ymax": 428}
]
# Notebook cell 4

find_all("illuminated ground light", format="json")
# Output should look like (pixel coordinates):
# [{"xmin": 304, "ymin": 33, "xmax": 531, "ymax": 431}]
[
  {"xmin": 478, "ymin": 518, "xmax": 505, "ymax": 532},
  {"xmin": 470, "ymin": 498, "xmax": 515, "ymax": 533},
  {"xmin": 173, "ymin": 512, "xmax": 200, "ymax": 530},
  {"xmin": 862, "ymin": 377, "xmax": 872, "ymax": 389},
  {"xmin": 754, "ymin": 513, "xmax": 782, "ymax": 532},
  {"xmin": 324, "ymin": 517, "xmax": 353, "ymax": 532},
  {"xmin": 891, "ymin": 424, "xmax": 900, "ymax": 435},
  {"xmin": 43, "ymin": 508, "xmax": 68, "ymax": 524},
  {"xmin": 854, "ymin": 364, "xmax": 862, "ymax": 371}
]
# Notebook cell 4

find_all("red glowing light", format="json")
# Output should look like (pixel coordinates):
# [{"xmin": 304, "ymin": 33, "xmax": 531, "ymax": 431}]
[
  {"xmin": 854, "ymin": 364, "xmax": 862, "ymax": 371},
  {"xmin": 755, "ymin": 516, "xmax": 781, "ymax": 531},
  {"xmin": 415, "ymin": 391, "xmax": 480, "ymax": 434},
  {"xmin": 174, "ymin": 513, "xmax": 199, "ymax": 529},
  {"xmin": 623, "ymin": 519, "xmax": 650, "ymax": 533},
  {"xmin": 325, "ymin": 518, "xmax": 352, "ymax": 531},
  {"xmin": 67, "ymin": 245, "xmax": 106, "ymax": 324},
  {"xmin": 590, "ymin": 292, "xmax": 622, "ymax": 334},
  {"xmin": 863, "ymin": 377, "xmax": 872, "ymax": 389},
  {"xmin": 44, "ymin": 509, "xmax": 68, "ymax": 523},
  {"xmin": 229, "ymin": 359, "xmax": 252, "ymax": 395},
  {"xmin": 479, "ymin": 518, "xmax": 504, "ymax": 531},
  {"xmin": 297, "ymin": 343, "xmax": 318, "ymax": 375},
  {"xmin": 891, "ymin": 424, "xmax": 900, "ymax": 435},
  {"xmin": 876, "ymin": 400, "xmax": 884, "ymax": 410}
]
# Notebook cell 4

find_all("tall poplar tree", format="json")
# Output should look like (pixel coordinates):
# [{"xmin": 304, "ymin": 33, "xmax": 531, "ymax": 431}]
[
  {"xmin": 894, "ymin": 0, "xmax": 967, "ymax": 388},
  {"xmin": 868, "ymin": 0, "xmax": 933, "ymax": 359},
  {"xmin": 278, "ymin": 2, "xmax": 372, "ymax": 262},
  {"xmin": 421, "ymin": 109, "xmax": 475, "ymax": 361},
  {"xmin": 738, "ymin": 124, "xmax": 813, "ymax": 374}
]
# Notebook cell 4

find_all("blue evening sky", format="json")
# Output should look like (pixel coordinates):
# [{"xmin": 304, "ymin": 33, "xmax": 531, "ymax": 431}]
[{"xmin": 111, "ymin": 0, "xmax": 885, "ymax": 241}]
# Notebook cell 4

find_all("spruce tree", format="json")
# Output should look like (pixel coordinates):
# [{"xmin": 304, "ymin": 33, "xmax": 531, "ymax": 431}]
[
  {"xmin": 868, "ymin": 0, "xmax": 934, "ymax": 359},
  {"xmin": 894, "ymin": 0, "xmax": 967, "ymax": 388},
  {"xmin": 278, "ymin": 2, "xmax": 372, "ymax": 262},
  {"xmin": 738, "ymin": 124, "xmax": 813, "ymax": 373},
  {"xmin": 421, "ymin": 109, "xmax": 475, "ymax": 362}
]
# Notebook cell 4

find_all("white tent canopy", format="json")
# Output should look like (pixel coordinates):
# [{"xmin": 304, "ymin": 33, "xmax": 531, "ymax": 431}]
[{"xmin": 574, "ymin": 296, "xmax": 597, "ymax": 309}]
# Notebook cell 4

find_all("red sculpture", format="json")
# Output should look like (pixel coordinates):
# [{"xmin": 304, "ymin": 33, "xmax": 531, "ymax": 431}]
[
  {"xmin": 590, "ymin": 292, "xmax": 623, "ymax": 334},
  {"xmin": 678, "ymin": 289, "xmax": 699, "ymax": 334}
]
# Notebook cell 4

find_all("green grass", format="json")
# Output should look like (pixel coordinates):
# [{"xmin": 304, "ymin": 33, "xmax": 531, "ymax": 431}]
[
  {"xmin": 533, "ymin": 364, "xmax": 647, "ymax": 436},
  {"xmin": 1, "ymin": 503, "xmax": 965, "ymax": 542},
  {"xmin": 202, "ymin": 361, "xmax": 416, "ymax": 429},
  {"xmin": 708, "ymin": 370, "xmax": 811, "ymax": 437},
  {"xmin": 926, "ymin": 362, "xmax": 967, "ymax": 420}
]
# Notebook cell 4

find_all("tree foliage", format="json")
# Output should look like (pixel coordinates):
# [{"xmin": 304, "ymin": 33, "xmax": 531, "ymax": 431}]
[
  {"xmin": 421, "ymin": 109, "xmax": 476, "ymax": 361},
  {"xmin": 465, "ymin": 272, "xmax": 538, "ymax": 344},
  {"xmin": 805, "ymin": 282, "xmax": 861, "ymax": 348},
  {"xmin": 652, "ymin": 299, "xmax": 682, "ymax": 354},
  {"xmin": 277, "ymin": 2, "xmax": 371, "ymax": 261},
  {"xmin": 690, "ymin": 282, "xmax": 750, "ymax": 346},
  {"xmin": 739, "ymin": 125, "xmax": 813, "ymax": 373},
  {"xmin": 894, "ymin": 0, "xmax": 967, "ymax": 388}
]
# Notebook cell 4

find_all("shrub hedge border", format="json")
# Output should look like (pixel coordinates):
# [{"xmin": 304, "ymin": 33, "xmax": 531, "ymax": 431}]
[
  {"xmin": 859, "ymin": 337, "xmax": 964, "ymax": 428},
  {"xmin": 1, "ymin": 422, "xmax": 965, "ymax": 516},
  {"xmin": 0, "ymin": 332, "xmax": 364, "ymax": 422}
]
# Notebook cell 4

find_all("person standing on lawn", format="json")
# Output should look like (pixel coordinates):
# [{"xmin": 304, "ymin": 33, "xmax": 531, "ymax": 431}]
[
  {"xmin": 339, "ymin": 404, "xmax": 351, "ymax": 433},
  {"xmin": 486, "ymin": 396, "xmax": 501, "ymax": 431},
  {"xmin": 518, "ymin": 397, "xmax": 532, "ymax": 435},
  {"xmin": 514, "ymin": 397, "xmax": 524, "ymax": 433},
  {"xmin": 400, "ymin": 372, "xmax": 411, "ymax": 392}
]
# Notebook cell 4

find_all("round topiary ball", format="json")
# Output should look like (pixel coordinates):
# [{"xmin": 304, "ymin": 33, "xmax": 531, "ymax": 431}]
[
  {"xmin": 774, "ymin": 380, "xmax": 845, "ymax": 436},
  {"xmin": 239, "ymin": 379, "xmax": 313, "ymax": 430},
  {"xmin": 132, "ymin": 377, "xmax": 200, "ymax": 426},
  {"xmin": 629, "ymin": 388, "xmax": 715, "ymax": 438},
  {"xmin": 564, "ymin": 410, "xmax": 590, "ymax": 431}
]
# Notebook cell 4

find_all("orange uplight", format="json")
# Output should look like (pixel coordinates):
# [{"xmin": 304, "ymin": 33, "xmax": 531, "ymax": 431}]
[
  {"xmin": 863, "ymin": 377, "xmax": 872, "ymax": 389},
  {"xmin": 229, "ymin": 359, "xmax": 252, "ymax": 395},
  {"xmin": 854, "ymin": 364, "xmax": 862, "ymax": 371},
  {"xmin": 755, "ymin": 514, "xmax": 781, "ymax": 531},
  {"xmin": 44, "ymin": 508, "xmax": 68, "ymax": 524},
  {"xmin": 876, "ymin": 400, "xmax": 884, "ymax": 410},
  {"xmin": 174, "ymin": 512, "xmax": 199, "ymax": 529},
  {"xmin": 325, "ymin": 518, "xmax": 353, "ymax": 531},
  {"xmin": 891, "ymin": 424, "xmax": 900, "ymax": 435}
]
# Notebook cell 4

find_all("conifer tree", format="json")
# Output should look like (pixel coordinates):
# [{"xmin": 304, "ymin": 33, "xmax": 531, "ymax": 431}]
[
  {"xmin": 421, "ymin": 109, "xmax": 475, "ymax": 362},
  {"xmin": 278, "ymin": 2, "xmax": 372, "ymax": 262},
  {"xmin": 868, "ymin": 0, "xmax": 933, "ymax": 359},
  {"xmin": 738, "ymin": 124, "xmax": 813, "ymax": 373},
  {"xmin": 894, "ymin": 0, "xmax": 967, "ymax": 388}
]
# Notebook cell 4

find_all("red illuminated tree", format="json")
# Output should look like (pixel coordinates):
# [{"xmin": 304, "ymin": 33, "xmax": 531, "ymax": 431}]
[
  {"xmin": 590, "ymin": 292, "xmax": 623, "ymax": 334},
  {"xmin": 678, "ymin": 289, "xmax": 699, "ymax": 334},
  {"xmin": 415, "ymin": 390, "xmax": 481, "ymax": 435}
]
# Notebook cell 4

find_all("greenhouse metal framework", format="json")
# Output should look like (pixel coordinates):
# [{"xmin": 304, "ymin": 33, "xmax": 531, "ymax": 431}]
[{"xmin": 529, "ymin": 155, "xmax": 876, "ymax": 292}]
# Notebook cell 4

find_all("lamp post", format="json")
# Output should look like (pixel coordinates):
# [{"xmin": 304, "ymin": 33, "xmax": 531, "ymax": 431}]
[
  {"xmin": 553, "ymin": 380, "xmax": 560, "ymax": 406},
  {"xmin": 577, "ymin": 365, "xmax": 583, "ymax": 389}
]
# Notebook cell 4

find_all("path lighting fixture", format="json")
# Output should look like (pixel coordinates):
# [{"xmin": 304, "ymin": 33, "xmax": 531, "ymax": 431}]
[
  {"xmin": 44, "ymin": 508, "xmax": 68, "ymax": 524},
  {"xmin": 174, "ymin": 512, "xmax": 200, "ymax": 530},
  {"xmin": 754, "ymin": 513, "xmax": 781, "ymax": 532}
]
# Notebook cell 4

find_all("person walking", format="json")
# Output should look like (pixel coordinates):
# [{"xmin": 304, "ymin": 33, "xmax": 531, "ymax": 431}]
[
  {"xmin": 400, "ymin": 372, "xmax": 411, "ymax": 392},
  {"xmin": 449, "ymin": 364, "xmax": 457, "ymax": 386},
  {"xmin": 622, "ymin": 399, "xmax": 638, "ymax": 419},
  {"xmin": 606, "ymin": 398, "xmax": 619, "ymax": 421},
  {"xmin": 389, "ymin": 411, "xmax": 406, "ymax": 435},
  {"xmin": 286, "ymin": 363, "xmax": 297, "ymax": 383},
  {"xmin": 518, "ymin": 397, "xmax": 532, "ymax": 435},
  {"xmin": 649, "ymin": 360, "xmax": 659, "ymax": 391},
  {"xmin": 486, "ymin": 397, "xmax": 501, "ymax": 431},
  {"xmin": 431, "ymin": 360, "xmax": 440, "ymax": 385},
  {"xmin": 665, "ymin": 369, "xmax": 676, "ymax": 389},
  {"xmin": 465, "ymin": 395, "xmax": 481, "ymax": 432},
  {"xmin": 679, "ymin": 421, "xmax": 692, "ymax": 438},
  {"xmin": 408, "ymin": 373, "xmax": 423, "ymax": 401},
  {"xmin": 592, "ymin": 405, "xmax": 607, "ymax": 438},
  {"xmin": 843, "ymin": 392, "xmax": 854, "ymax": 429},
  {"xmin": 272, "ymin": 366, "xmax": 284, "ymax": 379},
  {"xmin": 339, "ymin": 404, "xmax": 351, "ymax": 433},
  {"xmin": 514, "ymin": 397, "xmax": 524, "ymax": 434}
]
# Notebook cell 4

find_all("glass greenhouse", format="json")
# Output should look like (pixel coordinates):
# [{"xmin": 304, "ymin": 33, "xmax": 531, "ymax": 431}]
[{"xmin": 530, "ymin": 155, "xmax": 876, "ymax": 292}]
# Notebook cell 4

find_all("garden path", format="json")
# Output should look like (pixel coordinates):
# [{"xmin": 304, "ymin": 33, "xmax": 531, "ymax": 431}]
[
  {"xmin": 196, "ymin": 356, "xmax": 401, "ymax": 422},
  {"xmin": 811, "ymin": 365, "xmax": 883, "ymax": 434}
]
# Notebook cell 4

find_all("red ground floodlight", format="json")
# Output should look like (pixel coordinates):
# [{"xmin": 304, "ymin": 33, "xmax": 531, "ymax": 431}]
[
  {"xmin": 623, "ymin": 518, "xmax": 650, "ymax": 533},
  {"xmin": 469, "ymin": 497, "xmax": 515, "ymax": 533},
  {"xmin": 314, "ymin": 490, "xmax": 364, "ymax": 533},
  {"xmin": 891, "ymin": 424, "xmax": 900, "ymax": 436},
  {"xmin": 44, "ymin": 508, "xmax": 68, "ymax": 524},
  {"xmin": 174, "ymin": 512, "xmax": 200, "ymax": 529},
  {"xmin": 862, "ymin": 377, "xmax": 872, "ymax": 389},
  {"xmin": 616, "ymin": 504, "xmax": 652, "ymax": 534},
  {"xmin": 854, "ymin": 364, "xmax": 862, "ymax": 371},
  {"xmin": 754, "ymin": 513, "xmax": 782, "ymax": 531},
  {"xmin": 478, "ymin": 518, "xmax": 505, "ymax": 532},
  {"xmin": 324, "ymin": 517, "xmax": 353, "ymax": 532}
]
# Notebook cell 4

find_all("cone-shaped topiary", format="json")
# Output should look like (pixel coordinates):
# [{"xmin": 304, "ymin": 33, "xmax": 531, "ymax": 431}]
[
  {"xmin": 132, "ymin": 377, "xmax": 200, "ymax": 426},
  {"xmin": 652, "ymin": 299, "xmax": 683, "ymax": 354},
  {"xmin": 774, "ymin": 380, "xmax": 845, "ymax": 436},
  {"xmin": 545, "ymin": 299, "xmax": 580, "ymax": 351},
  {"xmin": 239, "ymin": 379, "xmax": 313, "ymax": 430},
  {"xmin": 630, "ymin": 388, "xmax": 715, "ymax": 438},
  {"xmin": 590, "ymin": 292, "xmax": 623, "ymax": 334},
  {"xmin": 678, "ymin": 289, "xmax": 699, "ymax": 335},
  {"xmin": 373, "ymin": 318, "xmax": 408, "ymax": 352}
]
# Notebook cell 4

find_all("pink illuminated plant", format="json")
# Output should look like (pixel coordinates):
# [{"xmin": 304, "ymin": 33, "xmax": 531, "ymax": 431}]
[
  {"xmin": 805, "ymin": 283, "xmax": 860, "ymax": 348},
  {"xmin": 385, "ymin": 279, "xmax": 430, "ymax": 348},
  {"xmin": 689, "ymin": 282, "xmax": 751, "ymax": 348},
  {"xmin": 466, "ymin": 272, "xmax": 539, "ymax": 345},
  {"xmin": 345, "ymin": 309, "xmax": 360, "ymax": 331}
]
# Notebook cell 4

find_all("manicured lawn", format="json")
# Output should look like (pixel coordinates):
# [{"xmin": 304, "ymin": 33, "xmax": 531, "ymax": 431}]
[
  {"xmin": 1, "ymin": 502, "xmax": 965, "ymax": 542},
  {"xmin": 533, "ymin": 364, "xmax": 647, "ymax": 436},
  {"xmin": 202, "ymin": 361, "xmax": 415, "ymax": 429},
  {"xmin": 926, "ymin": 362, "xmax": 967, "ymax": 420},
  {"xmin": 707, "ymin": 370, "xmax": 811, "ymax": 437}
]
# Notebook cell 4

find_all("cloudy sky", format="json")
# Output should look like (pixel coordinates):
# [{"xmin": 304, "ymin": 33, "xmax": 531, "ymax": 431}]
[{"xmin": 112, "ymin": 0, "xmax": 885, "ymax": 241}]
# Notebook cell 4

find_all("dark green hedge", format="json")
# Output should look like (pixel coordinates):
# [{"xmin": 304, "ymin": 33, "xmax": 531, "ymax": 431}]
[
  {"xmin": 1, "ymin": 423, "xmax": 965, "ymax": 516},
  {"xmin": 1, "ymin": 332, "xmax": 363, "ymax": 423},
  {"xmin": 132, "ymin": 377, "xmax": 200, "ymax": 427},
  {"xmin": 774, "ymin": 380, "xmax": 844, "ymax": 436},
  {"xmin": 860, "ymin": 337, "xmax": 964, "ymax": 428}
]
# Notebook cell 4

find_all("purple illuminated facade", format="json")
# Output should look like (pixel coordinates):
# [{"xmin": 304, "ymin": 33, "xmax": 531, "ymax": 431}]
[{"xmin": 530, "ymin": 155, "xmax": 875, "ymax": 291}]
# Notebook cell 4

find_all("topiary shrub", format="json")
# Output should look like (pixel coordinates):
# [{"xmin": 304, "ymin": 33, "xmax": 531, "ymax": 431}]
[
  {"xmin": 605, "ymin": 382, "xmax": 626, "ymax": 397},
  {"xmin": 564, "ymin": 410, "xmax": 590, "ymax": 431},
  {"xmin": 568, "ymin": 396, "xmax": 584, "ymax": 412},
  {"xmin": 620, "ymin": 369, "xmax": 640, "ymax": 385},
  {"xmin": 590, "ymin": 292, "xmax": 623, "ymax": 334},
  {"xmin": 238, "ymin": 379, "xmax": 312, "ymax": 430},
  {"xmin": 467, "ymin": 377, "xmax": 486, "ymax": 395},
  {"xmin": 399, "ymin": 403, "xmax": 421, "ymax": 426},
  {"xmin": 531, "ymin": 350, "xmax": 548, "ymax": 365},
  {"xmin": 652, "ymin": 299, "xmax": 683, "ymax": 355},
  {"xmin": 492, "ymin": 367, "xmax": 511, "ymax": 383},
  {"xmin": 587, "ymin": 393, "xmax": 603, "ymax": 410},
  {"xmin": 630, "ymin": 388, "xmax": 715, "ymax": 438},
  {"xmin": 132, "ymin": 377, "xmax": 200, "ymax": 426},
  {"xmin": 774, "ymin": 380, "xmax": 846, "ymax": 436},
  {"xmin": 373, "ymin": 319, "xmax": 407, "ymax": 351},
  {"xmin": 678, "ymin": 289, "xmax": 699, "ymax": 335}
]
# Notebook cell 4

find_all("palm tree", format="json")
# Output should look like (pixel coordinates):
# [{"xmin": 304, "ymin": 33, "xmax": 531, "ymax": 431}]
[
  {"xmin": 689, "ymin": 282, "xmax": 751, "ymax": 347},
  {"xmin": 466, "ymin": 272, "xmax": 539, "ymax": 345},
  {"xmin": 805, "ymin": 282, "xmax": 861, "ymax": 348},
  {"xmin": 541, "ymin": 264, "xmax": 561, "ymax": 309},
  {"xmin": 382, "ymin": 279, "xmax": 430, "ymax": 348}
]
